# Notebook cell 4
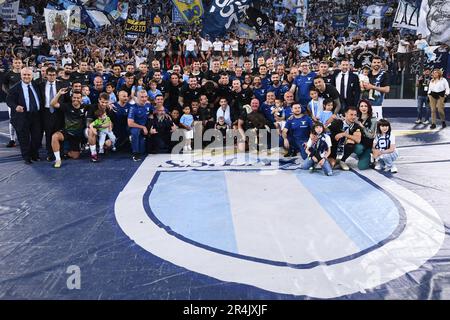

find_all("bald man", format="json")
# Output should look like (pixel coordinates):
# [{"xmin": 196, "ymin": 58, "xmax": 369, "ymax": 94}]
[{"xmin": 6, "ymin": 67, "xmax": 43, "ymax": 164}]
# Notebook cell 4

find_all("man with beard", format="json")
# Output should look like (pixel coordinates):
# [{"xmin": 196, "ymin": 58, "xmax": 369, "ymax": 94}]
[
  {"xmin": 199, "ymin": 94, "xmax": 215, "ymax": 130},
  {"xmin": 152, "ymin": 70, "xmax": 167, "ymax": 96},
  {"xmin": 58, "ymin": 63, "xmax": 73, "ymax": 88},
  {"xmin": 328, "ymin": 106, "xmax": 362, "ymax": 170},
  {"xmin": 179, "ymin": 77, "xmax": 202, "ymax": 108},
  {"xmin": 165, "ymin": 73, "xmax": 183, "ymax": 112},
  {"xmin": 112, "ymin": 90, "xmax": 131, "ymax": 151},
  {"xmin": 362, "ymin": 56, "xmax": 390, "ymax": 119},
  {"xmin": 267, "ymin": 73, "xmax": 289, "ymax": 100},
  {"xmin": 49, "ymin": 90, "xmax": 85, "ymax": 168},
  {"xmin": 332, "ymin": 58, "xmax": 361, "ymax": 112},
  {"xmin": 109, "ymin": 64, "xmax": 123, "ymax": 90},
  {"xmin": 230, "ymin": 79, "xmax": 252, "ymax": 118},
  {"xmin": 147, "ymin": 105, "xmax": 177, "ymax": 154},
  {"xmin": 313, "ymin": 76, "xmax": 342, "ymax": 114},
  {"xmin": 238, "ymin": 98, "xmax": 274, "ymax": 152}
]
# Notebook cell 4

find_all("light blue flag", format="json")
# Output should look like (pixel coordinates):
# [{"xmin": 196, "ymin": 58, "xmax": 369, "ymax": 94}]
[{"xmin": 297, "ymin": 42, "xmax": 310, "ymax": 57}]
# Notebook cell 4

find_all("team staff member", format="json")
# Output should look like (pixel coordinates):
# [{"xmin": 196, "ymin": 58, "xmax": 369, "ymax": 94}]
[
  {"xmin": 282, "ymin": 103, "xmax": 314, "ymax": 159},
  {"xmin": 6, "ymin": 67, "xmax": 42, "ymax": 164},
  {"xmin": 128, "ymin": 90, "xmax": 153, "ymax": 161},
  {"xmin": 39, "ymin": 67, "xmax": 64, "ymax": 161}
]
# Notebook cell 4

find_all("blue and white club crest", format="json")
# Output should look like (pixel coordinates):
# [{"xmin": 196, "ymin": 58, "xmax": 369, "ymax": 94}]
[{"xmin": 115, "ymin": 154, "xmax": 444, "ymax": 298}]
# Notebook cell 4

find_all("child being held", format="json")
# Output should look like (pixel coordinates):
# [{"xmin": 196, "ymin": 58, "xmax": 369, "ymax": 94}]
[
  {"xmin": 372, "ymin": 118, "xmax": 398, "ymax": 173},
  {"xmin": 359, "ymin": 65, "xmax": 374, "ymax": 100},
  {"xmin": 89, "ymin": 109, "xmax": 117, "ymax": 154},
  {"xmin": 319, "ymin": 99, "xmax": 336, "ymax": 127},
  {"xmin": 301, "ymin": 122, "xmax": 333, "ymax": 176},
  {"xmin": 215, "ymin": 116, "xmax": 229, "ymax": 143},
  {"xmin": 272, "ymin": 98, "xmax": 286, "ymax": 132}
]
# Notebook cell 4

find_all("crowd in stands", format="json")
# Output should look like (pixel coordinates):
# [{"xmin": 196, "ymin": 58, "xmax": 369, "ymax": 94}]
[{"xmin": 0, "ymin": 0, "xmax": 449, "ymax": 174}]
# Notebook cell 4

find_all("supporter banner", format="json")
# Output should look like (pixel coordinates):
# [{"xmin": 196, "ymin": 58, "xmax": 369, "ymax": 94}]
[
  {"xmin": 0, "ymin": 0, "xmax": 19, "ymax": 21},
  {"xmin": 171, "ymin": 0, "xmax": 204, "ymax": 23},
  {"xmin": 109, "ymin": 0, "xmax": 128, "ymax": 20},
  {"xmin": 236, "ymin": 23, "xmax": 257, "ymax": 40},
  {"xmin": 89, "ymin": 0, "xmax": 118, "ymax": 13},
  {"xmin": 172, "ymin": 5, "xmax": 185, "ymax": 24},
  {"xmin": 68, "ymin": 5, "xmax": 81, "ymax": 30},
  {"xmin": 297, "ymin": 42, "xmax": 310, "ymax": 57},
  {"xmin": 274, "ymin": 21, "xmax": 285, "ymax": 32},
  {"xmin": 417, "ymin": 0, "xmax": 450, "ymax": 45},
  {"xmin": 295, "ymin": 0, "xmax": 308, "ymax": 27},
  {"xmin": 431, "ymin": 49, "xmax": 449, "ymax": 74},
  {"xmin": 245, "ymin": 6, "xmax": 271, "ymax": 31},
  {"xmin": 362, "ymin": 4, "xmax": 389, "ymax": 30},
  {"xmin": 354, "ymin": 50, "xmax": 377, "ymax": 69},
  {"xmin": 393, "ymin": 0, "xmax": 419, "ymax": 30},
  {"xmin": 53, "ymin": 0, "xmax": 96, "ymax": 30},
  {"xmin": 44, "ymin": 8, "xmax": 71, "ymax": 40},
  {"xmin": 282, "ymin": 0, "xmax": 296, "ymax": 11},
  {"xmin": 150, "ymin": 12, "xmax": 162, "ymax": 26},
  {"xmin": 332, "ymin": 12, "xmax": 349, "ymax": 29},
  {"xmin": 87, "ymin": 9, "xmax": 111, "ymax": 28},
  {"xmin": 202, "ymin": 0, "xmax": 252, "ymax": 38},
  {"xmin": 125, "ymin": 18, "xmax": 147, "ymax": 38}
]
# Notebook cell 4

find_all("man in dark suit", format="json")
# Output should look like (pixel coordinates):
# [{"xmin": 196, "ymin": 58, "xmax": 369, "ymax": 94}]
[
  {"xmin": 6, "ymin": 67, "xmax": 43, "ymax": 164},
  {"xmin": 38, "ymin": 66, "xmax": 64, "ymax": 161},
  {"xmin": 332, "ymin": 59, "xmax": 361, "ymax": 112}
]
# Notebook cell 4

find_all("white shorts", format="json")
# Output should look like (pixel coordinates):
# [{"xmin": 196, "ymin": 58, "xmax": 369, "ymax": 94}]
[
  {"xmin": 184, "ymin": 129, "xmax": 194, "ymax": 139},
  {"xmin": 372, "ymin": 105, "xmax": 383, "ymax": 120}
]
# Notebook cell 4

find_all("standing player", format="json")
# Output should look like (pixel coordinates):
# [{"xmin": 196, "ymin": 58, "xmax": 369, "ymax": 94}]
[
  {"xmin": 362, "ymin": 56, "xmax": 390, "ymax": 119},
  {"xmin": 2, "ymin": 58, "xmax": 23, "ymax": 147}
]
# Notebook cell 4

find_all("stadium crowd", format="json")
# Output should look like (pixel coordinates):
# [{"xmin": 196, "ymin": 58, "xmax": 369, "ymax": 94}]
[{"xmin": 0, "ymin": 0, "xmax": 449, "ymax": 174}]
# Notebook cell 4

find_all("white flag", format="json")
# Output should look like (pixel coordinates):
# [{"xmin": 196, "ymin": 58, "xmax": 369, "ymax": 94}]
[
  {"xmin": 45, "ymin": 8, "xmax": 70, "ymax": 41},
  {"xmin": 393, "ymin": 0, "xmax": 420, "ymax": 30},
  {"xmin": 297, "ymin": 42, "xmax": 310, "ymax": 57}
]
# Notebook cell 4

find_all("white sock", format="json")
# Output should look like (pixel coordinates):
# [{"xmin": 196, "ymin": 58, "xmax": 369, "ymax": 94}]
[
  {"xmin": 54, "ymin": 151, "xmax": 61, "ymax": 161},
  {"xmin": 90, "ymin": 145, "xmax": 97, "ymax": 155}
]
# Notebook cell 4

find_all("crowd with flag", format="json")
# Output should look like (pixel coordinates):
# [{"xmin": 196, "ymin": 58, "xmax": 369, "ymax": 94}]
[{"xmin": 0, "ymin": 0, "xmax": 448, "ymax": 169}]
